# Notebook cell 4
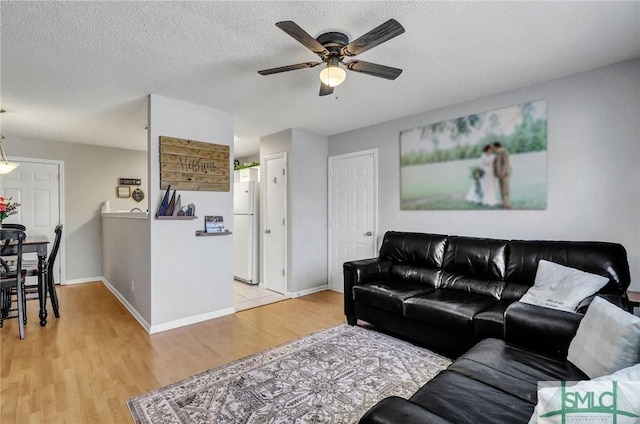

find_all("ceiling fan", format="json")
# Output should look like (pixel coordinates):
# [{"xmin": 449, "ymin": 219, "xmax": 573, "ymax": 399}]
[{"xmin": 258, "ymin": 19, "xmax": 405, "ymax": 96}]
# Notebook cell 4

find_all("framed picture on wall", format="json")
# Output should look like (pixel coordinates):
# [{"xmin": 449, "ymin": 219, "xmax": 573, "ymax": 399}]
[
  {"xmin": 117, "ymin": 186, "xmax": 131, "ymax": 198},
  {"xmin": 399, "ymin": 100, "xmax": 548, "ymax": 210}
]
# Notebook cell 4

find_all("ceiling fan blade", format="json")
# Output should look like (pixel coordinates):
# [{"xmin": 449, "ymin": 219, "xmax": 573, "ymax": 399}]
[
  {"xmin": 319, "ymin": 82, "xmax": 334, "ymax": 96},
  {"xmin": 341, "ymin": 19, "xmax": 405, "ymax": 57},
  {"xmin": 275, "ymin": 21, "xmax": 329, "ymax": 56},
  {"xmin": 345, "ymin": 60, "xmax": 403, "ymax": 80},
  {"xmin": 258, "ymin": 62, "xmax": 322, "ymax": 76}
]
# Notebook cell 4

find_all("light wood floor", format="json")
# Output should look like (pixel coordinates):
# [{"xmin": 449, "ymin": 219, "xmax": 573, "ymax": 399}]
[{"xmin": 0, "ymin": 282, "xmax": 345, "ymax": 423}]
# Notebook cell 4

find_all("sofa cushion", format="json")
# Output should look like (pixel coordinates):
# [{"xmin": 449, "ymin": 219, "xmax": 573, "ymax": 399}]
[
  {"xmin": 441, "ymin": 236, "xmax": 507, "ymax": 298},
  {"xmin": 443, "ymin": 236, "xmax": 508, "ymax": 280},
  {"xmin": 353, "ymin": 281, "xmax": 435, "ymax": 314},
  {"xmin": 389, "ymin": 264, "xmax": 441, "ymax": 289},
  {"xmin": 379, "ymin": 232, "xmax": 448, "ymax": 268},
  {"xmin": 505, "ymin": 240, "xmax": 630, "ymax": 295},
  {"xmin": 440, "ymin": 272, "xmax": 504, "ymax": 299},
  {"xmin": 408, "ymin": 369, "xmax": 534, "ymax": 424},
  {"xmin": 473, "ymin": 302, "xmax": 513, "ymax": 340},
  {"xmin": 403, "ymin": 291, "xmax": 497, "ymax": 331},
  {"xmin": 519, "ymin": 260, "xmax": 609, "ymax": 312},
  {"xmin": 451, "ymin": 338, "xmax": 587, "ymax": 403},
  {"xmin": 408, "ymin": 338, "xmax": 588, "ymax": 424},
  {"xmin": 568, "ymin": 296, "xmax": 640, "ymax": 378}
]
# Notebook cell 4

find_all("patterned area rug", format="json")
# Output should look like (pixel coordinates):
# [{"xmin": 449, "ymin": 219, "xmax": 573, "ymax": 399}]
[{"xmin": 127, "ymin": 324, "xmax": 451, "ymax": 424}]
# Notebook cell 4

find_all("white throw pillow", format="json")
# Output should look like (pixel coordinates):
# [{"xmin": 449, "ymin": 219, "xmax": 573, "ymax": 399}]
[
  {"xmin": 568, "ymin": 296, "xmax": 640, "ymax": 378},
  {"xmin": 528, "ymin": 364, "xmax": 640, "ymax": 424},
  {"xmin": 592, "ymin": 362, "xmax": 640, "ymax": 381},
  {"xmin": 519, "ymin": 260, "xmax": 608, "ymax": 312}
]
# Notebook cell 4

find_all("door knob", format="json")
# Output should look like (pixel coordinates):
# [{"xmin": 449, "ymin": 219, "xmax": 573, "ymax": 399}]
[
  {"xmin": 365, "ymin": 231, "xmax": 373, "ymax": 236},
  {"xmin": 265, "ymin": 229, "xmax": 271, "ymax": 234}
]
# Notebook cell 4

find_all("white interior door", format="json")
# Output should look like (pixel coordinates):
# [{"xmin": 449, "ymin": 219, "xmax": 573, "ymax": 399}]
[
  {"xmin": 0, "ymin": 159, "xmax": 64, "ymax": 285},
  {"xmin": 328, "ymin": 150, "xmax": 377, "ymax": 293},
  {"xmin": 262, "ymin": 153, "xmax": 287, "ymax": 294}
]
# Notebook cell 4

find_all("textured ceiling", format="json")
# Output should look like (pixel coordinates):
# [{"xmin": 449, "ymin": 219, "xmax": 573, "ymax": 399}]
[{"xmin": 1, "ymin": 1, "xmax": 639, "ymax": 157}]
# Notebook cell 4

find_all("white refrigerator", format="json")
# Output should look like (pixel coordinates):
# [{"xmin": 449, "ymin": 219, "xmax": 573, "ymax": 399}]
[{"xmin": 234, "ymin": 181, "xmax": 260, "ymax": 284}]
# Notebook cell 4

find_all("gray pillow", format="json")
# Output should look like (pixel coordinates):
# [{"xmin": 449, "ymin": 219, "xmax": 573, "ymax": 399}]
[
  {"xmin": 568, "ymin": 296, "xmax": 640, "ymax": 378},
  {"xmin": 519, "ymin": 260, "xmax": 608, "ymax": 312}
]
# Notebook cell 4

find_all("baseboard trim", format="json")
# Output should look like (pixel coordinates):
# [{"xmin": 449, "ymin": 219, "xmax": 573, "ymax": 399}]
[
  {"xmin": 286, "ymin": 284, "xmax": 329, "ymax": 298},
  {"xmin": 101, "ymin": 278, "xmax": 236, "ymax": 335},
  {"xmin": 101, "ymin": 278, "xmax": 152, "ymax": 333},
  {"xmin": 149, "ymin": 308, "xmax": 236, "ymax": 334},
  {"xmin": 64, "ymin": 277, "xmax": 104, "ymax": 285}
]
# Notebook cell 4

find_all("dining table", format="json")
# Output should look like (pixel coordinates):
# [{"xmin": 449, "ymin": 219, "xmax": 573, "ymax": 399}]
[{"xmin": 1, "ymin": 236, "xmax": 50, "ymax": 326}]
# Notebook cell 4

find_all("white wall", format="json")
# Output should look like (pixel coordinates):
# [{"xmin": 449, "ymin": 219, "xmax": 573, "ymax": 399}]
[
  {"xmin": 147, "ymin": 94, "xmax": 235, "ymax": 331},
  {"xmin": 5, "ymin": 137, "xmax": 148, "ymax": 281},
  {"xmin": 260, "ymin": 128, "xmax": 329, "ymax": 295},
  {"xmin": 328, "ymin": 59, "xmax": 640, "ymax": 290},
  {"xmin": 102, "ymin": 216, "xmax": 151, "ymax": 324}
]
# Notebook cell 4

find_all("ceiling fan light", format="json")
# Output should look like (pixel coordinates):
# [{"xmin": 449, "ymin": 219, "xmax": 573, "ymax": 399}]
[{"xmin": 319, "ymin": 65, "xmax": 346, "ymax": 87}]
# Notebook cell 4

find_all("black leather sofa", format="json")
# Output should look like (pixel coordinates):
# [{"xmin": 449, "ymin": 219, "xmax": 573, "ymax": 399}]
[
  {"xmin": 346, "ymin": 231, "xmax": 632, "ymax": 424},
  {"xmin": 344, "ymin": 231, "xmax": 630, "ymax": 357},
  {"xmin": 358, "ymin": 302, "xmax": 594, "ymax": 424}
]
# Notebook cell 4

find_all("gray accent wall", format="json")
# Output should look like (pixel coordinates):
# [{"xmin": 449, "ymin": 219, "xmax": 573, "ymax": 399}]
[
  {"xmin": 328, "ymin": 59, "xmax": 640, "ymax": 291},
  {"xmin": 6, "ymin": 137, "xmax": 148, "ymax": 281}
]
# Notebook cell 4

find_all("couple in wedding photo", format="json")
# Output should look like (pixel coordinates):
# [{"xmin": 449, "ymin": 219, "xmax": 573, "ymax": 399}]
[{"xmin": 465, "ymin": 142, "xmax": 512, "ymax": 209}]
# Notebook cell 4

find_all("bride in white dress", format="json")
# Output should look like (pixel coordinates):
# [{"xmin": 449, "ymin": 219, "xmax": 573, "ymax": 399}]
[{"xmin": 466, "ymin": 145, "xmax": 499, "ymax": 206}]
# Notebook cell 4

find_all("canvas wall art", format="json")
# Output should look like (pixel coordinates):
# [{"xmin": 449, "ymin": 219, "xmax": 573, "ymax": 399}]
[{"xmin": 400, "ymin": 100, "xmax": 547, "ymax": 210}]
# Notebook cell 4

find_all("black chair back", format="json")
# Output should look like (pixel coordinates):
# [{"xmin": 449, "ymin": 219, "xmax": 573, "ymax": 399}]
[
  {"xmin": 1, "ymin": 224, "xmax": 27, "ymax": 271},
  {"xmin": 47, "ymin": 225, "xmax": 63, "ymax": 276},
  {"xmin": 0, "ymin": 228, "xmax": 26, "ymax": 339}
]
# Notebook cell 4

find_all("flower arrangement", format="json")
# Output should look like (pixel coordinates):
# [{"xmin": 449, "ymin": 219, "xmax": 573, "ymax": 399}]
[{"xmin": 0, "ymin": 197, "xmax": 20, "ymax": 222}]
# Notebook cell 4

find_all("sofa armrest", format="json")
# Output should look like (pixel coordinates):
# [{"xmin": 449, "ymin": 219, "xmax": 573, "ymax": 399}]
[
  {"xmin": 575, "ymin": 292, "xmax": 628, "ymax": 314},
  {"xmin": 343, "ymin": 258, "xmax": 391, "ymax": 324},
  {"xmin": 504, "ymin": 302, "xmax": 583, "ymax": 360},
  {"xmin": 359, "ymin": 397, "xmax": 454, "ymax": 424}
]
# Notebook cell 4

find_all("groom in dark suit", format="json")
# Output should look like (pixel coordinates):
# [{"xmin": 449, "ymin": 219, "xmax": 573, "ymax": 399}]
[{"xmin": 492, "ymin": 142, "xmax": 512, "ymax": 209}]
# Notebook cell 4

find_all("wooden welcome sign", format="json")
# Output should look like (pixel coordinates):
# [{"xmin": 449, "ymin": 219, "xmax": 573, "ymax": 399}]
[{"xmin": 159, "ymin": 136, "xmax": 230, "ymax": 191}]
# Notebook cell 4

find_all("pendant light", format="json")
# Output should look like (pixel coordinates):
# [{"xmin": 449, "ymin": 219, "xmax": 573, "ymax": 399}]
[{"xmin": 0, "ymin": 110, "xmax": 19, "ymax": 175}]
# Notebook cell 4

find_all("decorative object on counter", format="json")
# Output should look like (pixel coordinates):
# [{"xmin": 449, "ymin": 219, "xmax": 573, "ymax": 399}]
[
  {"xmin": 132, "ymin": 188, "xmax": 145, "ymax": 203},
  {"xmin": 0, "ymin": 196, "xmax": 20, "ymax": 225},
  {"xmin": 166, "ymin": 191, "xmax": 177, "ymax": 216},
  {"xmin": 205, "ymin": 216, "xmax": 224, "ymax": 233},
  {"xmin": 155, "ymin": 187, "xmax": 197, "ymax": 219},
  {"xmin": 159, "ymin": 136, "xmax": 230, "ymax": 192},
  {"xmin": 117, "ymin": 186, "xmax": 131, "ymax": 198},
  {"xmin": 234, "ymin": 161, "xmax": 260, "ymax": 171},
  {"xmin": 119, "ymin": 178, "xmax": 142, "ymax": 186},
  {"xmin": 101, "ymin": 201, "xmax": 111, "ymax": 213},
  {"xmin": 172, "ymin": 195, "xmax": 181, "ymax": 216},
  {"xmin": 156, "ymin": 185, "xmax": 171, "ymax": 216}
]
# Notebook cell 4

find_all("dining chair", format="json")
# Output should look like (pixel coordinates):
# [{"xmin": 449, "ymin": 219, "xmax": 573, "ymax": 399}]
[
  {"xmin": 0, "ymin": 228, "xmax": 26, "ymax": 339},
  {"xmin": 0, "ymin": 223, "xmax": 27, "ymax": 270},
  {"xmin": 20, "ymin": 225, "xmax": 63, "ymax": 319}
]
